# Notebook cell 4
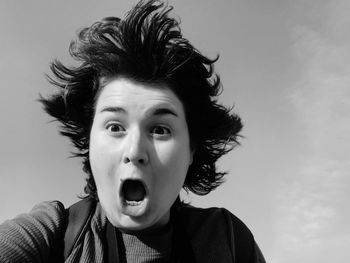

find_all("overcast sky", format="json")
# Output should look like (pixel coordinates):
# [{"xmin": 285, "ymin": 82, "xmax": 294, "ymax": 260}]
[{"xmin": 0, "ymin": 1, "xmax": 349, "ymax": 262}]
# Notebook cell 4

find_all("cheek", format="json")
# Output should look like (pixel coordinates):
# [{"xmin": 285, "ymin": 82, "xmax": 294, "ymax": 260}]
[
  {"xmin": 154, "ymin": 141, "xmax": 191, "ymax": 181},
  {"xmin": 90, "ymin": 133, "xmax": 106, "ymax": 173},
  {"xmin": 89, "ymin": 137, "xmax": 122, "ymax": 206},
  {"xmin": 89, "ymin": 132, "xmax": 120, "ymax": 183}
]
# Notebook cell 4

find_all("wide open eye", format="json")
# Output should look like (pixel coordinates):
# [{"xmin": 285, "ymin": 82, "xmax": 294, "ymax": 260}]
[
  {"xmin": 106, "ymin": 123, "xmax": 125, "ymax": 134},
  {"xmin": 151, "ymin": 125, "xmax": 171, "ymax": 137}
]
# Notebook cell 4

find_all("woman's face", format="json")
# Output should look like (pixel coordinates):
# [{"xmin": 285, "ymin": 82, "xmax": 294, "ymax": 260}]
[{"xmin": 89, "ymin": 78, "xmax": 193, "ymax": 233}]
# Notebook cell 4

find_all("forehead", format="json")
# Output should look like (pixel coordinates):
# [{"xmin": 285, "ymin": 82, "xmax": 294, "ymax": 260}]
[{"xmin": 95, "ymin": 78, "xmax": 185, "ymax": 115}]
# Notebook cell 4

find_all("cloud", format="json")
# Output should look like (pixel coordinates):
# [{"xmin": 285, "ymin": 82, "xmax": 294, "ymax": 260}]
[{"xmin": 272, "ymin": 1, "xmax": 350, "ymax": 262}]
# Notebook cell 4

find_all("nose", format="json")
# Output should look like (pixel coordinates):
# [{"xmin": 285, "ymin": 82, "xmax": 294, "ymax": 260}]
[{"xmin": 123, "ymin": 128, "xmax": 148, "ymax": 165}]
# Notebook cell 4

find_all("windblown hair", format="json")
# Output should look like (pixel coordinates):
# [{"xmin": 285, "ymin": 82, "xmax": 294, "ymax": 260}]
[{"xmin": 40, "ymin": 0, "xmax": 243, "ymax": 199}]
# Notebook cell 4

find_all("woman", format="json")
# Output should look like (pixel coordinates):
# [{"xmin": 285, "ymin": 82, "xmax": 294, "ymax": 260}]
[{"xmin": 0, "ymin": 0, "xmax": 265, "ymax": 262}]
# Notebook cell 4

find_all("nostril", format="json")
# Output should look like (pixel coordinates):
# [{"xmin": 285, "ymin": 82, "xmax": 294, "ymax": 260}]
[{"xmin": 123, "ymin": 156, "xmax": 147, "ymax": 164}]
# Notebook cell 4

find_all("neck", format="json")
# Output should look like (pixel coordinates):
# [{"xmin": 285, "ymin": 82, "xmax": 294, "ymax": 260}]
[{"xmin": 120, "ymin": 220, "xmax": 173, "ymax": 262}]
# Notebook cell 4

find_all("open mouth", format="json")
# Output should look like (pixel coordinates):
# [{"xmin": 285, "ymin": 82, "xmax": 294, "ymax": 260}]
[{"xmin": 121, "ymin": 179, "xmax": 147, "ymax": 205}]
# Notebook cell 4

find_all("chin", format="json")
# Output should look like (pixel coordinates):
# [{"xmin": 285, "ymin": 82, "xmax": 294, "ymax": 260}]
[
  {"xmin": 116, "ymin": 220, "xmax": 143, "ymax": 232},
  {"xmin": 112, "ymin": 214, "xmax": 155, "ymax": 234},
  {"xmin": 108, "ymin": 208, "xmax": 170, "ymax": 234}
]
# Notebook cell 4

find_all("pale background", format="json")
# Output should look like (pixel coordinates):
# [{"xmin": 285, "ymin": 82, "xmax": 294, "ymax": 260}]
[{"xmin": 1, "ymin": 0, "xmax": 349, "ymax": 262}]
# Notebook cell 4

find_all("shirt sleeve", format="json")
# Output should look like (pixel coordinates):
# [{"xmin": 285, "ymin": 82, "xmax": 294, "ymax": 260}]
[{"xmin": 0, "ymin": 201, "xmax": 66, "ymax": 263}]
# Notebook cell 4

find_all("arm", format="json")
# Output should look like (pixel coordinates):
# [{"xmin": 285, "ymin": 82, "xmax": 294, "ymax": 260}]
[{"xmin": 0, "ymin": 201, "xmax": 66, "ymax": 263}]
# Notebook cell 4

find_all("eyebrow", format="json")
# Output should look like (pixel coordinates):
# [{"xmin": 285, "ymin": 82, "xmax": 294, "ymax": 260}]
[
  {"xmin": 152, "ymin": 108, "xmax": 178, "ymax": 117},
  {"xmin": 99, "ymin": 106, "xmax": 178, "ymax": 117},
  {"xmin": 100, "ymin": 106, "xmax": 126, "ymax": 114}
]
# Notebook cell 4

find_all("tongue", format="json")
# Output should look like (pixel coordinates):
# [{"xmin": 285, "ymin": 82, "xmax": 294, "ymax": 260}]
[{"xmin": 123, "ymin": 180, "xmax": 146, "ymax": 202}]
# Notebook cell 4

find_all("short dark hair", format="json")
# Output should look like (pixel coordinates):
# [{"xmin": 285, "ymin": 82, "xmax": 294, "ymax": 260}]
[{"xmin": 40, "ymin": 0, "xmax": 243, "ymax": 199}]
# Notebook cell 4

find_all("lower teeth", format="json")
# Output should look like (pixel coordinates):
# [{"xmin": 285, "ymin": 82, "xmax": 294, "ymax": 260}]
[{"xmin": 125, "ymin": 200, "xmax": 142, "ymax": 206}]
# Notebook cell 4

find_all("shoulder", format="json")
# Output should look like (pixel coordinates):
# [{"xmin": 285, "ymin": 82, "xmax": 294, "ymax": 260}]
[
  {"xmin": 18, "ymin": 200, "xmax": 67, "ymax": 240},
  {"xmin": 0, "ymin": 201, "xmax": 66, "ymax": 262},
  {"xmin": 28, "ymin": 200, "xmax": 66, "ymax": 225},
  {"xmin": 176, "ymin": 204, "xmax": 262, "ymax": 263},
  {"xmin": 177, "ymin": 204, "xmax": 252, "ymax": 236},
  {"xmin": 178, "ymin": 204, "xmax": 242, "ymax": 221},
  {"xmin": 1, "ymin": 200, "xmax": 66, "ymax": 236}
]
